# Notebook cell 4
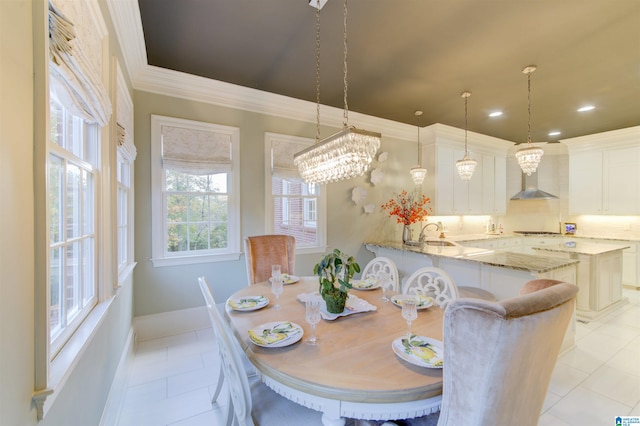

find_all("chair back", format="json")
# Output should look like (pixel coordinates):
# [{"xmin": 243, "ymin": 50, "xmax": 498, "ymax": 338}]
[
  {"xmin": 361, "ymin": 256, "xmax": 400, "ymax": 292},
  {"xmin": 198, "ymin": 276, "xmax": 253, "ymax": 425},
  {"xmin": 437, "ymin": 280, "xmax": 578, "ymax": 426},
  {"xmin": 403, "ymin": 267, "xmax": 459, "ymax": 309},
  {"xmin": 244, "ymin": 235, "xmax": 296, "ymax": 285}
]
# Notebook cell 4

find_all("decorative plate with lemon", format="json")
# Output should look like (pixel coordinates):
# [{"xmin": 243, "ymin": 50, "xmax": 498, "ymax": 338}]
[{"xmin": 392, "ymin": 334, "xmax": 444, "ymax": 368}]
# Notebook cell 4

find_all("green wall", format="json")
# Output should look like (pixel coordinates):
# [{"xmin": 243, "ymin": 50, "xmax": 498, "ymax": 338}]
[{"xmin": 133, "ymin": 90, "xmax": 415, "ymax": 316}]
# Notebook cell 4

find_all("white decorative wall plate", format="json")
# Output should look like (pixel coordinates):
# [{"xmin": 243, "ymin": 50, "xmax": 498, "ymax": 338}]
[
  {"xmin": 351, "ymin": 186, "xmax": 368, "ymax": 205},
  {"xmin": 370, "ymin": 168, "xmax": 385, "ymax": 186}
]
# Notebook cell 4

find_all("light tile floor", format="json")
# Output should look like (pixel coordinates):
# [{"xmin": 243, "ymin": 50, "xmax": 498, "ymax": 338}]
[{"xmin": 115, "ymin": 289, "xmax": 640, "ymax": 426}]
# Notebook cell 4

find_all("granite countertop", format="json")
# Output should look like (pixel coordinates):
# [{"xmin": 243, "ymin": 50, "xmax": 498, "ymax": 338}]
[
  {"xmin": 532, "ymin": 241, "xmax": 630, "ymax": 256},
  {"xmin": 449, "ymin": 233, "xmax": 640, "ymax": 243},
  {"xmin": 364, "ymin": 241, "xmax": 579, "ymax": 274}
]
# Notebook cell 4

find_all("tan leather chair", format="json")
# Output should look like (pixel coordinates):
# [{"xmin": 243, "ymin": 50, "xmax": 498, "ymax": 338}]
[
  {"xmin": 436, "ymin": 279, "xmax": 578, "ymax": 426},
  {"xmin": 244, "ymin": 235, "xmax": 296, "ymax": 285}
]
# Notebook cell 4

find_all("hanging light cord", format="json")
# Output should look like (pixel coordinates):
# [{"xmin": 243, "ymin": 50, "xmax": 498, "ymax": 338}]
[
  {"xmin": 416, "ymin": 111, "xmax": 422, "ymax": 166},
  {"xmin": 315, "ymin": 0, "xmax": 321, "ymax": 143},
  {"xmin": 464, "ymin": 95, "xmax": 469, "ymax": 155},
  {"xmin": 342, "ymin": 0, "xmax": 349, "ymax": 128},
  {"xmin": 527, "ymin": 70, "xmax": 532, "ymax": 145}
]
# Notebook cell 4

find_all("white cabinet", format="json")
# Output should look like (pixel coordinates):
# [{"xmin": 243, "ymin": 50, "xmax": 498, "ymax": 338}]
[
  {"xmin": 423, "ymin": 124, "xmax": 512, "ymax": 216},
  {"xmin": 564, "ymin": 127, "xmax": 640, "ymax": 215},
  {"xmin": 590, "ymin": 239, "xmax": 638, "ymax": 288}
]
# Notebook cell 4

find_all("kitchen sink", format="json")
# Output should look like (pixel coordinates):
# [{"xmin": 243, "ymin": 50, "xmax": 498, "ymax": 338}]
[{"xmin": 422, "ymin": 240, "xmax": 458, "ymax": 247}]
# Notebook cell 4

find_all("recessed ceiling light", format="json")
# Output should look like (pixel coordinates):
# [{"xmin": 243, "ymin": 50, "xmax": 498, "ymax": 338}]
[
  {"xmin": 489, "ymin": 111, "xmax": 503, "ymax": 117},
  {"xmin": 577, "ymin": 105, "xmax": 595, "ymax": 112}
]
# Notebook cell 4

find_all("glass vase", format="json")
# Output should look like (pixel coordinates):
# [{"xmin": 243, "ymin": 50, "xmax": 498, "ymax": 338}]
[{"xmin": 402, "ymin": 224, "xmax": 413, "ymax": 244}]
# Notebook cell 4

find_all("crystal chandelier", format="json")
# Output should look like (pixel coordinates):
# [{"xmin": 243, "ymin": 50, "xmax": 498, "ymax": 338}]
[
  {"xmin": 515, "ymin": 65, "xmax": 544, "ymax": 176},
  {"xmin": 410, "ymin": 110, "xmax": 427, "ymax": 185},
  {"xmin": 456, "ymin": 91, "xmax": 477, "ymax": 181},
  {"xmin": 294, "ymin": 0, "xmax": 381, "ymax": 184}
]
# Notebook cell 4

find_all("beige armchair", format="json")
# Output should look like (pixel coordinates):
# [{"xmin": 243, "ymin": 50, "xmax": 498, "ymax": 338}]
[
  {"xmin": 244, "ymin": 235, "xmax": 296, "ymax": 285},
  {"xmin": 436, "ymin": 279, "xmax": 578, "ymax": 426}
]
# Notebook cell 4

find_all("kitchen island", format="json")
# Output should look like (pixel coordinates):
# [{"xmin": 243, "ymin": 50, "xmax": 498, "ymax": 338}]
[
  {"xmin": 533, "ymin": 241, "xmax": 629, "ymax": 320},
  {"xmin": 364, "ymin": 241, "xmax": 579, "ymax": 300},
  {"xmin": 364, "ymin": 241, "xmax": 579, "ymax": 352}
]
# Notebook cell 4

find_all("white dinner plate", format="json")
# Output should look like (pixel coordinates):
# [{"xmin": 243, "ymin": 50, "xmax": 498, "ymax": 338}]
[
  {"xmin": 392, "ymin": 335, "xmax": 444, "ymax": 368},
  {"xmin": 351, "ymin": 277, "xmax": 381, "ymax": 291},
  {"xmin": 227, "ymin": 295, "xmax": 269, "ymax": 311},
  {"xmin": 391, "ymin": 294, "xmax": 434, "ymax": 310},
  {"xmin": 248, "ymin": 321, "xmax": 303, "ymax": 348},
  {"xmin": 269, "ymin": 274, "xmax": 300, "ymax": 285}
]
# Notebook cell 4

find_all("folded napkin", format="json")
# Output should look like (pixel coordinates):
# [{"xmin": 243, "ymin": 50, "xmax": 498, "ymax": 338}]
[
  {"xmin": 402, "ymin": 336, "xmax": 443, "ymax": 367},
  {"xmin": 248, "ymin": 322, "xmax": 299, "ymax": 345},
  {"xmin": 353, "ymin": 277, "xmax": 377, "ymax": 289}
]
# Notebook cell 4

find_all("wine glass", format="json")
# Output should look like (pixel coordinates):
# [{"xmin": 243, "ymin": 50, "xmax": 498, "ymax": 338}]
[
  {"xmin": 402, "ymin": 297, "xmax": 418, "ymax": 336},
  {"xmin": 271, "ymin": 265, "xmax": 283, "ymax": 310},
  {"xmin": 377, "ymin": 271, "xmax": 391, "ymax": 302},
  {"xmin": 271, "ymin": 264, "xmax": 282, "ymax": 282},
  {"xmin": 305, "ymin": 297, "xmax": 322, "ymax": 345}
]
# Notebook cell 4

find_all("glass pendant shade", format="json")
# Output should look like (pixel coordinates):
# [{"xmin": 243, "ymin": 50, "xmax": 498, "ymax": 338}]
[
  {"xmin": 294, "ymin": 0, "xmax": 380, "ymax": 184},
  {"xmin": 515, "ymin": 145, "xmax": 544, "ymax": 176},
  {"xmin": 456, "ymin": 155, "xmax": 477, "ymax": 181},
  {"xmin": 293, "ymin": 126, "xmax": 381, "ymax": 184},
  {"xmin": 410, "ymin": 166, "xmax": 427, "ymax": 185},
  {"xmin": 457, "ymin": 91, "xmax": 476, "ymax": 181}
]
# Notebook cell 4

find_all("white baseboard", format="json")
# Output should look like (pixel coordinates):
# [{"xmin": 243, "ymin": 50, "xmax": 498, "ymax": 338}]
[
  {"xmin": 133, "ymin": 306, "xmax": 210, "ymax": 341},
  {"xmin": 99, "ymin": 327, "xmax": 136, "ymax": 426}
]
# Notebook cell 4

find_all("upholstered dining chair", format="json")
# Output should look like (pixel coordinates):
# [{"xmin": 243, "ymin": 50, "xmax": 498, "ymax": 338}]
[
  {"xmin": 436, "ymin": 279, "xmax": 579, "ymax": 426},
  {"xmin": 244, "ymin": 234, "xmax": 296, "ymax": 285},
  {"xmin": 198, "ymin": 276, "xmax": 324, "ymax": 426},
  {"xmin": 361, "ymin": 256, "xmax": 400, "ymax": 292}
]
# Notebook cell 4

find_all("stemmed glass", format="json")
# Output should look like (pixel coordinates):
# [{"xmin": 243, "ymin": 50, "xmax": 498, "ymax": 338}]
[
  {"xmin": 377, "ymin": 271, "xmax": 392, "ymax": 302},
  {"xmin": 271, "ymin": 264, "xmax": 283, "ymax": 310},
  {"xmin": 305, "ymin": 297, "xmax": 322, "ymax": 345},
  {"xmin": 402, "ymin": 297, "xmax": 418, "ymax": 336}
]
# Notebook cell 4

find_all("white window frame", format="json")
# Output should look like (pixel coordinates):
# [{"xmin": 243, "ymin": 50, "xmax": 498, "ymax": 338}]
[
  {"xmin": 116, "ymin": 147, "xmax": 135, "ymax": 281},
  {"xmin": 265, "ymin": 132, "xmax": 326, "ymax": 255},
  {"xmin": 150, "ymin": 115, "xmax": 241, "ymax": 266},
  {"xmin": 114, "ymin": 63, "xmax": 136, "ymax": 284},
  {"xmin": 47, "ymin": 98, "xmax": 100, "ymax": 357}
]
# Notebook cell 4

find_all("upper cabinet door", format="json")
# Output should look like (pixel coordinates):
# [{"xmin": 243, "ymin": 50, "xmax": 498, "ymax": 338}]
[
  {"xmin": 603, "ymin": 147, "xmax": 640, "ymax": 214},
  {"xmin": 565, "ymin": 126, "xmax": 640, "ymax": 215},
  {"xmin": 569, "ymin": 150, "xmax": 603, "ymax": 214}
]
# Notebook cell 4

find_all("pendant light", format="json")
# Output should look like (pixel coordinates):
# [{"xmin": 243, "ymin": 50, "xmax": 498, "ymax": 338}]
[
  {"xmin": 456, "ymin": 91, "xmax": 477, "ymax": 181},
  {"xmin": 294, "ymin": 0, "xmax": 381, "ymax": 184},
  {"xmin": 410, "ymin": 110, "xmax": 427, "ymax": 185},
  {"xmin": 515, "ymin": 65, "xmax": 544, "ymax": 176}
]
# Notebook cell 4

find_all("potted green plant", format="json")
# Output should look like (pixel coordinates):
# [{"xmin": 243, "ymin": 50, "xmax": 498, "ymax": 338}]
[{"xmin": 313, "ymin": 248, "xmax": 361, "ymax": 314}]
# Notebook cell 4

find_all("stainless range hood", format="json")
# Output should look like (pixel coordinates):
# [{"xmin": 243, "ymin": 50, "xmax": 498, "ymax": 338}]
[{"xmin": 510, "ymin": 171, "xmax": 558, "ymax": 200}]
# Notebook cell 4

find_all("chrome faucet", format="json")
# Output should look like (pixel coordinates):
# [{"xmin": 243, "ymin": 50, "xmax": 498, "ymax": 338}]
[{"xmin": 419, "ymin": 221, "xmax": 445, "ymax": 242}]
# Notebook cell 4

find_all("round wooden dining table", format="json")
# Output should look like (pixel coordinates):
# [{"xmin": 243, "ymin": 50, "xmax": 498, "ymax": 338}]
[{"xmin": 224, "ymin": 276, "xmax": 443, "ymax": 426}]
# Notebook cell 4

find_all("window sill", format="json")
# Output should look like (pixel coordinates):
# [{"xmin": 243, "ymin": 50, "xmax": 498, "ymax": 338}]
[
  {"xmin": 33, "ymin": 297, "xmax": 113, "ymax": 421},
  {"xmin": 117, "ymin": 261, "xmax": 137, "ymax": 286},
  {"xmin": 296, "ymin": 245, "xmax": 327, "ymax": 255},
  {"xmin": 151, "ymin": 251, "xmax": 242, "ymax": 267}
]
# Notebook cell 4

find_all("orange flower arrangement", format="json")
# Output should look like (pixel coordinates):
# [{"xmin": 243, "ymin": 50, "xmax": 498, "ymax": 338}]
[{"xmin": 381, "ymin": 190, "xmax": 432, "ymax": 225}]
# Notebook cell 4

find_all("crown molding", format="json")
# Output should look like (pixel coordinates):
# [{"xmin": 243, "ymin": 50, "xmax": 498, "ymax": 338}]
[
  {"xmin": 561, "ymin": 126, "xmax": 640, "ymax": 152},
  {"xmin": 106, "ymin": 0, "xmax": 424, "ymax": 142}
]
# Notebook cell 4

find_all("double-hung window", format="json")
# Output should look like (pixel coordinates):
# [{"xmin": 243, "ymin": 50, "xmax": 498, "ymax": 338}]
[
  {"xmin": 265, "ymin": 133, "xmax": 326, "ymax": 254},
  {"xmin": 151, "ymin": 115, "xmax": 241, "ymax": 266},
  {"xmin": 48, "ymin": 96, "xmax": 99, "ymax": 356}
]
